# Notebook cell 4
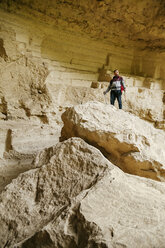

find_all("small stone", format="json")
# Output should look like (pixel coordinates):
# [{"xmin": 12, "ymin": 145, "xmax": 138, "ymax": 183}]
[{"xmin": 91, "ymin": 82, "xmax": 100, "ymax": 89}]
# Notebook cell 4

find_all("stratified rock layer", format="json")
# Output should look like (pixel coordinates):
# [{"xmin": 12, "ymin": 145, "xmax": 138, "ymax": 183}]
[{"xmin": 61, "ymin": 101, "xmax": 165, "ymax": 181}]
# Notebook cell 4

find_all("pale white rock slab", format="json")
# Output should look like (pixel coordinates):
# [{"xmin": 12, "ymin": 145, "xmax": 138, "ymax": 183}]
[
  {"xmin": 20, "ymin": 160, "xmax": 165, "ymax": 248},
  {"xmin": 0, "ymin": 120, "xmax": 61, "ymax": 192},
  {"xmin": 0, "ymin": 137, "xmax": 109, "ymax": 246},
  {"xmin": 61, "ymin": 101, "xmax": 165, "ymax": 181},
  {"xmin": 78, "ymin": 168, "xmax": 165, "ymax": 248},
  {"xmin": 2, "ymin": 137, "xmax": 165, "ymax": 248}
]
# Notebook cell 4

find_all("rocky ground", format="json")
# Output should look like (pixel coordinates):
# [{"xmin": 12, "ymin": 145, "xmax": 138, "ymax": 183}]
[
  {"xmin": 61, "ymin": 101, "xmax": 165, "ymax": 181},
  {"xmin": 0, "ymin": 0, "xmax": 165, "ymax": 247},
  {"xmin": 0, "ymin": 55, "xmax": 164, "ymax": 248},
  {"xmin": 0, "ymin": 137, "xmax": 165, "ymax": 248}
]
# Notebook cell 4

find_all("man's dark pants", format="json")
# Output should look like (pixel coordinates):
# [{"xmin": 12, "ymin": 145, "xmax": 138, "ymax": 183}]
[{"xmin": 110, "ymin": 90, "xmax": 122, "ymax": 109}]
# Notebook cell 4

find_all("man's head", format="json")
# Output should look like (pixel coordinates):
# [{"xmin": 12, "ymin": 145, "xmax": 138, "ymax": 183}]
[{"xmin": 114, "ymin": 69, "xmax": 119, "ymax": 76}]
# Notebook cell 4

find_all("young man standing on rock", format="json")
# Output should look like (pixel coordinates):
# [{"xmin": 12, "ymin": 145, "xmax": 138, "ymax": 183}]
[{"xmin": 103, "ymin": 69, "xmax": 126, "ymax": 109}]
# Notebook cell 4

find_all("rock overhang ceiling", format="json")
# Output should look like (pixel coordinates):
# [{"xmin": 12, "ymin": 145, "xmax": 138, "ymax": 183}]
[
  {"xmin": 0, "ymin": 0, "xmax": 165, "ymax": 81},
  {"xmin": 0, "ymin": 0, "xmax": 165, "ymax": 50}
]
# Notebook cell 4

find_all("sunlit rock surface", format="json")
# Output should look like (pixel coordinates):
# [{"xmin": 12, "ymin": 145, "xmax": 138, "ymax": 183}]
[
  {"xmin": 0, "ymin": 119, "xmax": 61, "ymax": 192},
  {"xmin": 0, "ymin": 138, "xmax": 109, "ymax": 246},
  {"xmin": 61, "ymin": 101, "xmax": 165, "ymax": 181},
  {"xmin": 0, "ymin": 1, "xmax": 165, "ymax": 246},
  {"xmin": 2, "ymin": 138, "xmax": 164, "ymax": 248},
  {"xmin": 1, "ymin": 0, "xmax": 165, "ymax": 80}
]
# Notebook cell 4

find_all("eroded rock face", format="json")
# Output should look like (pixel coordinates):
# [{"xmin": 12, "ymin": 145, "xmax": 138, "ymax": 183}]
[
  {"xmin": 97, "ymin": 81, "xmax": 164, "ymax": 129},
  {"xmin": 0, "ymin": 57, "xmax": 53, "ymax": 120},
  {"xmin": 19, "ymin": 150, "xmax": 165, "ymax": 248},
  {"xmin": 0, "ymin": 137, "xmax": 109, "ymax": 246},
  {"xmin": 77, "ymin": 171, "xmax": 165, "ymax": 248},
  {"xmin": 0, "ymin": 119, "xmax": 62, "ymax": 192},
  {"xmin": 1, "ymin": 0, "xmax": 165, "ymax": 49},
  {"xmin": 122, "ymin": 86, "xmax": 165, "ymax": 129},
  {"xmin": 61, "ymin": 101, "xmax": 165, "ymax": 181},
  {"xmin": 1, "ymin": 0, "xmax": 165, "ymax": 81},
  {"xmin": 0, "ymin": 2, "xmax": 165, "ymax": 246},
  {"xmin": 1, "ymin": 137, "xmax": 165, "ymax": 248},
  {"xmin": 0, "ymin": 3, "xmax": 164, "ymax": 128}
]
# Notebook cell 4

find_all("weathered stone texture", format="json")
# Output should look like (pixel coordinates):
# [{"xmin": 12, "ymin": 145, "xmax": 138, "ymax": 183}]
[
  {"xmin": 12, "ymin": 140, "xmax": 165, "ymax": 248},
  {"xmin": 0, "ymin": 138, "xmax": 109, "ymax": 246},
  {"xmin": 61, "ymin": 101, "xmax": 165, "ymax": 181},
  {"xmin": 0, "ymin": 1, "xmax": 165, "ymax": 247},
  {"xmin": 1, "ymin": 0, "xmax": 165, "ymax": 80}
]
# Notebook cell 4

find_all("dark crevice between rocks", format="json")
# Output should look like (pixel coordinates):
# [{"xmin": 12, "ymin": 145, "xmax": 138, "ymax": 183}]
[
  {"xmin": 20, "ymin": 102, "xmax": 31, "ymax": 117},
  {"xmin": 5, "ymin": 129, "xmax": 13, "ymax": 152},
  {"xmin": 19, "ymin": 100, "xmax": 49, "ymax": 124},
  {"xmin": 163, "ymin": 91, "xmax": 165, "ymax": 104},
  {"xmin": 36, "ymin": 115, "xmax": 49, "ymax": 124},
  {"xmin": 76, "ymin": 207, "xmax": 109, "ymax": 248},
  {"xmin": 0, "ymin": 96, "xmax": 8, "ymax": 119},
  {"xmin": 0, "ymin": 38, "xmax": 8, "ymax": 61},
  {"xmin": 20, "ymin": 231, "xmax": 54, "ymax": 248}
]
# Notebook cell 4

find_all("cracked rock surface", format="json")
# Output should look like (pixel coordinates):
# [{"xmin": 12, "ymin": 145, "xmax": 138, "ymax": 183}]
[
  {"xmin": 0, "ymin": 137, "xmax": 109, "ymax": 247},
  {"xmin": 8, "ymin": 139, "xmax": 165, "ymax": 248},
  {"xmin": 0, "ymin": 1, "xmax": 165, "ymax": 247},
  {"xmin": 61, "ymin": 101, "xmax": 165, "ymax": 181}
]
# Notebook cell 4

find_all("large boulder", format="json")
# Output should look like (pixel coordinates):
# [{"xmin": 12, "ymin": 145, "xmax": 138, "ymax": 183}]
[
  {"xmin": 0, "ymin": 119, "xmax": 61, "ymax": 192},
  {"xmin": 122, "ymin": 86, "xmax": 165, "ymax": 130},
  {"xmin": 21, "ymin": 151, "xmax": 165, "ymax": 248},
  {"xmin": 61, "ymin": 101, "xmax": 165, "ymax": 181},
  {"xmin": 1, "ymin": 137, "xmax": 165, "ymax": 247},
  {"xmin": 0, "ymin": 137, "xmax": 109, "ymax": 247},
  {"xmin": 77, "ymin": 171, "xmax": 165, "ymax": 248}
]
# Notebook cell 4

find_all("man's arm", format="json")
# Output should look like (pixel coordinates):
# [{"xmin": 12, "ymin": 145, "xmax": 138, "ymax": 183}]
[
  {"xmin": 103, "ymin": 80, "xmax": 112, "ymax": 95},
  {"xmin": 121, "ymin": 77, "xmax": 126, "ymax": 91}
]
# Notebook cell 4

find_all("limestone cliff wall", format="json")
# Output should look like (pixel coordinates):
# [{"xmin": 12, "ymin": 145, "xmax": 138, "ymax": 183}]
[
  {"xmin": 0, "ymin": 9, "xmax": 132, "ymax": 85},
  {"xmin": 0, "ymin": 6, "xmax": 165, "ymax": 87},
  {"xmin": 0, "ymin": 1, "xmax": 164, "ymax": 177},
  {"xmin": 1, "ymin": 0, "xmax": 165, "ymax": 83},
  {"xmin": 0, "ymin": 5, "xmax": 164, "ymax": 129}
]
